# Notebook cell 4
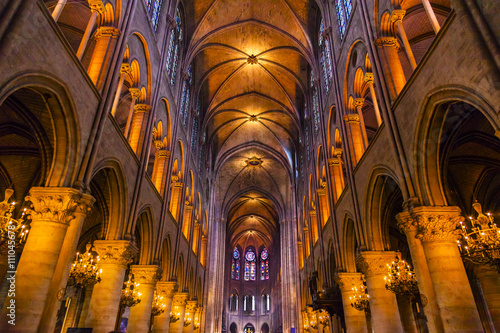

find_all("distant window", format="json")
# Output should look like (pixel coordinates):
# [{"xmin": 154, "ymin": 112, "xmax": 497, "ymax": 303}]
[
  {"xmin": 143, "ymin": 0, "xmax": 163, "ymax": 31},
  {"xmin": 319, "ymin": 18, "xmax": 333, "ymax": 93},
  {"xmin": 244, "ymin": 249, "xmax": 256, "ymax": 281},
  {"xmin": 166, "ymin": 8, "xmax": 182, "ymax": 86},
  {"xmin": 260, "ymin": 248, "xmax": 269, "ymax": 280},
  {"xmin": 232, "ymin": 247, "xmax": 240, "ymax": 280},
  {"xmin": 335, "ymin": 0, "xmax": 347, "ymax": 38}
]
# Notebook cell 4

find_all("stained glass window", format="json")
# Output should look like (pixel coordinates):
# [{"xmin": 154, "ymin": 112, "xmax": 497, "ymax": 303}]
[
  {"xmin": 151, "ymin": 0, "xmax": 163, "ymax": 31},
  {"xmin": 312, "ymin": 87, "xmax": 320, "ymax": 133},
  {"xmin": 335, "ymin": 0, "xmax": 346, "ymax": 39},
  {"xmin": 191, "ymin": 117, "xmax": 199, "ymax": 152},
  {"xmin": 232, "ymin": 247, "xmax": 240, "ymax": 280},
  {"xmin": 182, "ymin": 86, "xmax": 190, "ymax": 127},
  {"xmin": 144, "ymin": 0, "xmax": 152, "ymax": 12},
  {"xmin": 260, "ymin": 248, "xmax": 269, "ymax": 280},
  {"xmin": 166, "ymin": 9, "xmax": 182, "ymax": 86},
  {"xmin": 244, "ymin": 249, "xmax": 256, "ymax": 281},
  {"xmin": 344, "ymin": 0, "xmax": 353, "ymax": 21},
  {"xmin": 319, "ymin": 18, "xmax": 333, "ymax": 93}
]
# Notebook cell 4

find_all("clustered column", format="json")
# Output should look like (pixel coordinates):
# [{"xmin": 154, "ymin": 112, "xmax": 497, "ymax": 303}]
[
  {"xmin": 335, "ymin": 272, "xmax": 368, "ymax": 333},
  {"xmin": 152, "ymin": 282, "xmax": 178, "ymax": 333},
  {"xmin": 169, "ymin": 292, "xmax": 189, "ymax": 333}
]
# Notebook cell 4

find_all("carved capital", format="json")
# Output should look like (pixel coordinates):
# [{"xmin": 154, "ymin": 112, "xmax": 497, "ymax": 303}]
[
  {"xmin": 172, "ymin": 292, "xmax": 189, "ymax": 307},
  {"xmin": 131, "ymin": 265, "xmax": 162, "ymax": 284},
  {"xmin": 129, "ymin": 87, "xmax": 142, "ymax": 100},
  {"xmin": 335, "ymin": 272, "xmax": 364, "ymax": 293},
  {"xmin": 317, "ymin": 188, "xmax": 326, "ymax": 196},
  {"xmin": 356, "ymin": 251, "xmax": 398, "ymax": 277},
  {"xmin": 120, "ymin": 63, "xmax": 132, "ymax": 75},
  {"xmin": 157, "ymin": 150, "xmax": 171, "ymax": 158},
  {"xmin": 25, "ymin": 187, "xmax": 95, "ymax": 225},
  {"xmin": 134, "ymin": 104, "xmax": 151, "ymax": 113},
  {"xmin": 396, "ymin": 211, "xmax": 418, "ymax": 234},
  {"xmin": 390, "ymin": 10, "xmax": 406, "ymax": 23},
  {"xmin": 412, "ymin": 206, "xmax": 463, "ymax": 243},
  {"xmin": 92, "ymin": 240, "xmax": 138, "ymax": 267},
  {"xmin": 353, "ymin": 98, "xmax": 365, "ymax": 108},
  {"xmin": 247, "ymin": 55, "xmax": 258, "ymax": 65},
  {"xmin": 95, "ymin": 26, "xmax": 120, "ymax": 38},
  {"xmin": 156, "ymin": 281, "xmax": 178, "ymax": 298},
  {"xmin": 327, "ymin": 158, "xmax": 338, "ymax": 166},
  {"xmin": 363, "ymin": 72, "xmax": 374, "ymax": 84},
  {"xmin": 374, "ymin": 37, "xmax": 400, "ymax": 49},
  {"xmin": 88, "ymin": 0, "xmax": 105, "ymax": 14},
  {"xmin": 186, "ymin": 300, "xmax": 198, "ymax": 312},
  {"xmin": 309, "ymin": 210, "xmax": 317, "ymax": 217},
  {"xmin": 343, "ymin": 113, "xmax": 360, "ymax": 123}
]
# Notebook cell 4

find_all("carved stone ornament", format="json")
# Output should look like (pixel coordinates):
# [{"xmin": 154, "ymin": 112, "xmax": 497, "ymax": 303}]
[
  {"xmin": 156, "ymin": 281, "xmax": 179, "ymax": 298},
  {"xmin": 363, "ymin": 72, "xmax": 374, "ymax": 83},
  {"xmin": 95, "ymin": 27, "xmax": 120, "ymax": 38},
  {"xmin": 186, "ymin": 300, "xmax": 198, "ymax": 312},
  {"xmin": 343, "ymin": 114, "xmax": 360, "ymax": 123},
  {"xmin": 356, "ymin": 251, "xmax": 399, "ymax": 277},
  {"xmin": 129, "ymin": 87, "xmax": 142, "ymax": 100},
  {"xmin": 395, "ymin": 211, "xmax": 418, "ymax": 234},
  {"xmin": 328, "ymin": 158, "xmax": 339, "ymax": 166},
  {"xmin": 412, "ymin": 206, "xmax": 463, "ymax": 244},
  {"xmin": 390, "ymin": 10, "xmax": 406, "ymax": 23},
  {"xmin": 374, "ymin": 37, "xmax": 401, "ymax": 50},
  {"xmin": 134, "ymin": 104, "xmax": 151, "ymax": 113},
  {"xmin": 92, "ymin": 240, "xmax": 138, "ymax": 267},
  {"xmin": 89, "ymin": 0, "xmax": 105, "ymax": 14},
  {"xmin": 172, "ymin": 292, "xmax": 189, "ymax": 307},
  {"xmin": 120, "ymin": 63, "xmax": 132, "ymax": 75},
  {"xmin": 334, "ymin": 272, "xmax": 364, "ymax": 293},
  {"xmin": 131, "ymin": 265, "xmax": 162, "ymax": 284},
  {"xmin": 157, "ymin": 150, "xmax": 171, "ymax": 158},
  {"xmin": 25, "ymin": 187, "xmax": 95, "ymax": 225}
]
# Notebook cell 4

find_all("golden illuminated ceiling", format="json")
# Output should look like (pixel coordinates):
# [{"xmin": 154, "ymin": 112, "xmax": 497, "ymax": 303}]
[{"xmin": 185, "ymin": 0, "xmax": 318, "ymax": 245}]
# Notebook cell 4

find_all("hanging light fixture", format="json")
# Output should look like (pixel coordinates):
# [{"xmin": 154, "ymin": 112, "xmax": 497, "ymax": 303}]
[
  {"xmin": 68, "ymin": 243, "xmax": 102, "ymax": 287},
  {"xmin": 384, "ymin": 256, "xmax": 419, "ymax": 296},
  {"xmin": 0, "ymin": 189, "xmax": 30, "ymax": 246},
  {"xmin": 120, "ymin": 273, "xmax": 142, "ymax": 308},
  {"xmin": 151, "ymin": 290, "xmax": 166, "ymax": 317},
  {"xmin": 457, "ymin": 201, "xmax": 500, "ymax": 271},
  {"xmin": 317, "ymin": 309, "xmax": 329, "ymax": 327},
  {"xmin": 350, "ymin": 284, "xmax": 369, "ymax": 312},
  {"xmin": 170, "ymin": 305, "xmax": 181, "ymax": 323}
]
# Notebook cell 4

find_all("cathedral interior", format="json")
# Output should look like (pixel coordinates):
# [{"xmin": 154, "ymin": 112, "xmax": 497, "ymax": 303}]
[{"xmin": 0, "ymin": 0, "xmax": 499, "ymax": 332}]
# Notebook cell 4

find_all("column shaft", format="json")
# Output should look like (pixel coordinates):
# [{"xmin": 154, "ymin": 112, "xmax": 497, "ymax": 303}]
[
  {"xmin": 374, "ymin": 38, "xmax": 406, "ymax": 98},
  {"xmin": 124, "ymin": 89, "xmax": 141, "ymax": 138},
  {"xmin": 128, "ymin": 104, "xmax": 150, "ymax": 153},
  {"xmin": 475, "ymin": 265, "xmax": 500, "ymax": 332},
  {"xmin": 128, "ymin": 265, "xmax": 161, "ymax": 333},
  {"xmin": 336, "ymin": 273, "xmax": 368, "ymax": 333},
  {"xmin": 421, "ymin": 0, "xmax": 441, "ymax": 33},
  {"xmin": 76, "ymin": 11, "xmax": 99, "ymax": 60},
  {"xmin": 152, "ymin": 281, "xmax": 177, "ymax": 333},
  {"xmin": 170, "ymin": 293, "xmax": 189, "ymax": 333},
  {"xmin": 51, "ymin": 0, "xmax": 67, "ymax": 21},
  {"xmin": 87, "ymin": 27, "xmax": 119, "ymax": 89}
]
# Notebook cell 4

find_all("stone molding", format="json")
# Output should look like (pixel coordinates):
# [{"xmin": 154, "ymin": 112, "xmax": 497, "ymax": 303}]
[
  {"xmin": 363, "ymin": 72, "xmax": 374, "ymax": 83},
  {"xmin": 343, "ymin": 113, "xmax": 360, "ymax": 123},
  {"xmin": 120, "ymin": 63, "xmax": 132, "ymax": 75},
  {"xmin": 89, "ymin": 0, "xmax": 105, "ymax": 14},
  {"xmin": 335, "ymin": 272, "xmax": 364, "ymax": 292},
  {"xmin": 156, "ymin": 281, "xmax": 178, "ymax": 298},
  {"xmin": 129, "ymin": 87, "xmax": 142, "ymax": 99},
  {"xmin": 353, "ymin": 98, "xmax": 365, "ymax": 107},
  {"xmin": 412, "ymin": 206, "xmax": 463, "ymax": 243},
  {"xmin": 134, "ymin": 104, "xmax": 151, "ymax": 113},
  {"xmin": 25, "ymin": 187, "xmax": 95, "ymax": 225},
  {"xmin": 186, "ymin": 300, "xmax": 198, "ymax": 313},
  {"xmin": 172, "ymin": 292, "xmax": 189, "ymax": 307},
  {"xmin": 93, "ymin": 240, "xmax": 138, "ymax": 267},
  {"xmin": 95, "ymin": 27, "xmax": 120, "ymax": 38},
  {"xmin": 395, "ymin": 211, "xmax": 418, "ymax": 234},
  {"xmin": 374, "ymin": 37, "xmax": 401, "ymax": 50},
  {"xmin": 328, "ymin": 157, "xmax": 339, "ymax": 166},
  {"xmin": 131, "ymin": 265, "xmax": 162, "ymax": 284},
  {"xmin": 390, "ymin": 9, "xmax": 406, "ymax": 23},
  {"xmin": 157, "ymin": 150, "xmax": 171, "ymax": 158},
  {"xmin": 356, "ymin": 251, "xmax": 398, "ymax": 277}
]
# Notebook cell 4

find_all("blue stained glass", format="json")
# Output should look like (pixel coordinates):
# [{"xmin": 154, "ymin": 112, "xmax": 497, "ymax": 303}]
[
  {"xmin": 167, "ymin": 8, "xmax": 183, "ymax": 86},
  {"xmin": 179, "ymin": 81, "xmax": 187, "ymax": 121},
  {"xmin": 182, "ymin": 87, "xmax": 190, "ymax": 126},
  {"xmin": 232, "ymin": 247, "xmax": 240, "ymax": 280},
  {"xmin": 245, "ymin": 249, "xmax": 256, "ymax": 262},
  {"xmin": 233, "ymin": 247, "xmax": 240, "ymax": 259},
  {"xmin": 244, "ymin": 261, "xmax": 250, "ymax": 281},
  {"xmin": 165, "ymin": 30, "xmax": 175, "ymax": 75},
  {"xmin": 170, "ymin": 43, "xmax": 179, "ymax": 86},
  {"xmin": 261, "ymin": 248, "xmax": 268, "ymax": 260},
  {"xmin": 145, "ymin": 0, "xmax": 152, "ymax": 12},
  {"xmin": 187, "ymin": 64, "xmax": 193, "ymax": 84},
  {"xmin": 313, "ymin": 88, "xmax": 320, "ymax": 132},
  {"xmin": 151, "ymin": 0, "xmax": 163, "ymax": 31},
  {"xmin": 191, "ymin": 117, "xmax": 199, "ymax": 152},
  {"xmin": 319, "ymin": 18, "xmax": 332, "ymax": 93},
  {"xmin": 235, "ymin": 260, "xmax": 240, "ymax": 280},
  {"xmin": 344, "ymin": 0, "xmax": 353, "ymax": 21},
  {"xmin": 336, "ymin": 0, "xmax": 346, "ymax": 38}
]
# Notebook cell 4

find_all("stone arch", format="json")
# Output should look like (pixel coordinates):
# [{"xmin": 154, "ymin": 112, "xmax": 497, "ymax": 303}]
[
  {"xmin": 341, "ymin": 215, "xmax": 358, "ymax": 272},
  {"xmin": 161, "ymin": 234, "xmax": 172, "ymax": 280},
  {"xmin": 134, "ymin": 208, "xmax": 155, "ymax": 265}
]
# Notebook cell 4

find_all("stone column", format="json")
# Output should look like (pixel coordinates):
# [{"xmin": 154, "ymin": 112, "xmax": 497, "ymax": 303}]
[
  {"xmin": 169, "ymin": 292, "xmax": 189, "ymax": 333},
  {"xmin": 0, "ymin": 187, "xmax": 93, "ymax": 332},
  {"xmin": 356, "ymin": 251, "xmax": 404, "ymax": 333},
  {"xmin": 353, "ymin": 98, "xmax": 369, "ymax": 148},
  {"xmin": 128, "ymin": 103, "xmax": 151, "ymax": 154},
  {"xmin": 169, "ymin": 180, "xmax": 184, "ymax": 222},
  {"xmin": 335, "ymin": 273, "xmax": 368, "ymax": 333},
  {"xmin": 0, "ymin": 247, "xmax": 10, "ymax": 309},
  {"xmin": 397, "ymin": 294, "xmax": 418, "ymax": 333},
  {"xmin": 78, "ymin": 284, "xmax": 94, "ymax": 327},
  {"xmin": 421, "ymin": 0, "xmax": 441, "ymax": 33},
  {"xmin": 183, "ymin": 301, "xmax": 197, "ymax": 333},
  {"xmin": 182, "ymin": 205, "xmax": 193, "ymax": 240},
  {"xmin": 328, "ymin": 152, "xmax": 345, "ymax": 202},
  {"xmin": 192, "ymin": 222, "xmax": 200, "ymax": 254},
  {"xmin": 391, "ymin": 10, "xmax": 417, "ymax": 70},
  {"xmin": 374, "ymin": 37, "xmax": 406, "ymax": 98},
  {"xmin": 87, "ymin": 27, "xmax": 120, "ymax": 89},
  {"xmin": 152, "ymin": 281, "xmax": 178, "ymax": 333},
  {"xmin": 111, "ymin": 63, "xmax": 132, "ymax": 116},
  {"xmin": 152, "ymin": 149, "xmax": 171, "ymax": 196},
  {"xmin": 200, "ymin": 235, "xmax": 207, "ymax": 266},
  {"xmin": 316, "ymin": 185, "xmax": 330, "ymax": 227},
  {"xmin": 413, "ymin": 206, "xmax": 483, "ymax": 332},
  {"xmin": 363, "ymin": 73, "xmax": 382, "ymax": 126},
  {"xmin": 51, "ymin": 0, "xmax": 67, "ymax": 21},
  {"xmin": 127, "ymin": 265, "xmax": 161, "ymax": 333},
  {"xmin": 310, "ymin": 209, "xmax": 319, "ymax": 244},
  {"xmin": 474, "ymin": 264, "xmax": 500, "ymax": 332},
  {"xmin": 343, "ymin": 114, "xmax": 365, "ymax": 164},
  {"xmin": 85, "ymin": 240, "xmax": 138, "ymax": 333},
  {"xmin": 124, "ymin": 89, "xmax": 143, "ymax": 138},
  {"xmin": 396, "ymin": 211, "xmax": 444, "ymax": 333},
  {"xmin": 76, "ymin": 0, "xmax": 104, "ymax": 60}
]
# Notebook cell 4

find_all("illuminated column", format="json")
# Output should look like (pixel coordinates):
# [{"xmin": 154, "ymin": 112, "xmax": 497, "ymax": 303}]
[
  {"xmin": 169, "ymin": 179, "xmax": 184, "ymax": 222},
  {"xmin": 192, "ymin": 222, "xmax": 200, "ymax": 254},
  {"xmin": 124, "ymin": 89, "xmax": 143, "ymax": 138},
  {"xmin": 200, "ymin": 235, "xmax": 207, "ymax": 266},
  {"xmin": 396, "ymin": 211, "xmax": 444, "ymax": 333},
  {"xmin": 328, "ymin": 152, "xmax": 345, "ymax": 202},
  {"xmin": 169, "ymin": 292, "xmax": 189, "ymax": 333},
  {"xmin": 310, "ymin": 209, "xmax": 319, "ymax": 244},
  {"xmin": 183, "ymin": 301, "xmax": 197, "ymax": 333},
  {"xmin": 76, "ymin": 0, "xmax": 104, "ymax": 60},
  {"xmin": 343, "ymin": 114, "xmax": 365, "ymax": 164},
  {"xmin": 335, "ymin": 273, "xmax": 369, "ymax": 333},
  {"xmin": 474, "ymin": 264, "xmax": 500, "ymax": 332},
  {"xmin": 128, "ymin": 104, "xmax": 151, "ymax": 153},
  {"xmin": 152, "ymin": 148, "xmax": 171, "ymax": 195},
  {"xmin": 374, "ymin": 37, "xmax": 406, "ymax": 97},
  {"xmin": 128, "ymin": 265, "xmax": 162, "ymax": 333},
  {"xmin": 353, "ymin": 98, "xmax": 369, "ymax": 148},
  {"xmin": 297, "ymin": 241, "xmax": 304, "ymax": 269},
  {"xmin": 111, "ymin": 63, "xmax": 132, "ymax": 116},
  {"xmin": 87, "ymin": 27, "xmax": 120, "ymax": 89},
  {"xmin": 356, "ymin": 251, "xmax": 404, "ymax": 333},
  {"xmin": 52, "ymin": 0, "xmax": 67, "ymax": 21},
  {"xmin": 0, "ymin": 187, "xmax": 93, "ymax": 332},
  {"xmin": 421, "ymin": 0, "xmax": 441, "ymax": 34},
  {"xmin": 86, "ymin": 240, "xmax": 137, "ymax": 333},
  {"xmin": 304, "ymin": 226, "xmax": 311, "ymax": 258},
  {"xmin": 397, "ymin": 294, "xmax": 418, "ymax": 333},
  {"xmin": 413, "ymin": 206, "xmax": 483, "ymax": 332},
  {"xmin": 152, "ymin": 282, "xmax": 178, "ymax": 333},
  {"xmin": 391, "ymin": 10, "xmax": 417, "ymax": 70},
  {"xmin": 317, "ymin": 185, "xmax": 330, "ymax": 227},
  {"xmin": 363, "ymin": 73, "xmax": 382, "ymax": 126},
  {"xmin": 182, "ymin": 205, "xmax": 193, "ymax": 240}
]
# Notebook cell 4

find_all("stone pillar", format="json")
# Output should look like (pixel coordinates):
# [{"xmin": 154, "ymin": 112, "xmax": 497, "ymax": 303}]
[
  {"xmin": 0, "ymin": 247, "xmax": 10, "ymax": 309},
  {"xmin": 182, "ymin": 205, "xmax": 193, "ymax": 240},
  {"xmin": 192, "ymin": 222, "xmax": 200, "ymax": 254},
  {"xmin": 183, "ymin": 301, "xmax": 197, "ymax": 333},
  {"xmin": 152, "ymin": 149, "xmax": 171, "ymax": 196},
  {"xmin": 356, "ymin": 251, "xmax": 404, "ymax": 333},
  {"xmin": 336, "ymin": 273, "xmax": 368, "ymax": 333},
  {"xmin": 85, "ymin": 240, "xmax": 138, "ymax": 333},
  {"xmin": 474, "ymin": 264, "xmax": 500, "ymax": 332},
  {"xmin": 76, "ymin": 0, "xmax": 104, "ymax": 59},
  {"xmin": 413, "ymin": 206, "xmax": 483, "ymax": 332},
  {"xmin": 353, "ymin": 98, "xmax": 369, "ymax": 148},
  {"xmin": 200, "ymin": 235, "xmax": 207, "ymax": 266},
  {"xmin": 396, "ymin": 211, "xmax": 444, "ymax": 333},
  {"xmin": 128, "ymin": 103, "xmax": 151, "ymax": 154},
  {"xmin": 363, "ymin": 73, "xmax": 382, "ymax": 126},
  {"xmin": 78, "ymin": 284, "xmax": 94, "ymax": 327},
  {"xmin": 127, "ymin": 265, "xmax": 161, "ymax": 333},
  {"xmin": 111, "ymin": 63, "xmax": 132, "ymax": 116},
  {"xmin": 124, "ymin": 90, "xmax": 143, "ymax": 138},
  {"xmin": 316, "ymin": 185, "xmax": 330, "ymax": 227},
  {"xmin": 304, "ymin": 226, "xmax": 311, "ymax": 258},
  {"xmin": 421, "ymin": 0, "xmax": 441, "ymax": 33},
  {"xmin": 87, "ymin": 26, "xmax": 120, "ymax": 89},
  {"xmin": 374, "ymin": 37, "xmax": 406, "ymax": 98},
  {"xmin": 169, "ymin": 180, "xmax": 184, "ymax": 222},
  {"xmin": 152, "ymin": 282, "xmax": 178, "ymax": 333},
  {"xmin": 170, "ymin": 293, "xmax": 189, "ymax": 333},
  {"xmin": 391, "ymin": 10, "xmax": 417, "ymax": 70},
  {"xmin": 51, "ymin": 0, "xmax": 67, "ymax": 21},
  {"xmin": 0, "ymin": 187, "xmax": 93, "ymax": 332},
  {"xmin": 328, "ymin": 152, "xmax": 345, "ymax": 203},
  {"xmin": 397, "ymin": 294, "xmax": 418, "ymax": 333},
  {"xmin": 343, "ymin": 114, "xmax": 365, "ymax": 164},
  {"xmin": 310, "ymin": 209, "xmax": 319, "ymax": 244}
]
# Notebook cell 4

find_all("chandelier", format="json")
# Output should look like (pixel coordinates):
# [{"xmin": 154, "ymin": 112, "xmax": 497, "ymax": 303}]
[
  {"xmin": 350, "ymin": 285, "xmax": 369, "ymax": 312},
  {"xmin": 184, "ymin": 311, "xmax": 193, "ymax": 327},
  {"xmin": 151, "ymin": 290, "xmax": 166, "ymax": 316},
  {"xmin": 317, "ymin": 309, "xmax": 329, "ymax": 326},
  {"xmin": 193, "ymin": 311, "xmax": 201, "ymax": 330},
  {"xmin": 384, "ymin": 256, "xmax": 419, "ymax": 296},
  {"xmin": 458, "ymin": 201, "xmax": 500, "ymax": 271},
  {"xmin": 0, "ymin": 189, "xmax": 30, "ymax": 246},
  {"xmin": 120, "ymin": 273, "xmax": 142, "ymax": 308},
  {"xmin": 68, "ymin": 243, "xmax": 102, "ymax": 287},
  {"xmin": 170, "ymin": 305, "xmax": 181, "ymax": 323}
]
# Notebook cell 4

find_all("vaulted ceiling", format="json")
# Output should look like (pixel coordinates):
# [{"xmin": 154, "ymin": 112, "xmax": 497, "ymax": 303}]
[{"xmin": 184, "ymin": 0, "xmax": 319, "ymax": 245}]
